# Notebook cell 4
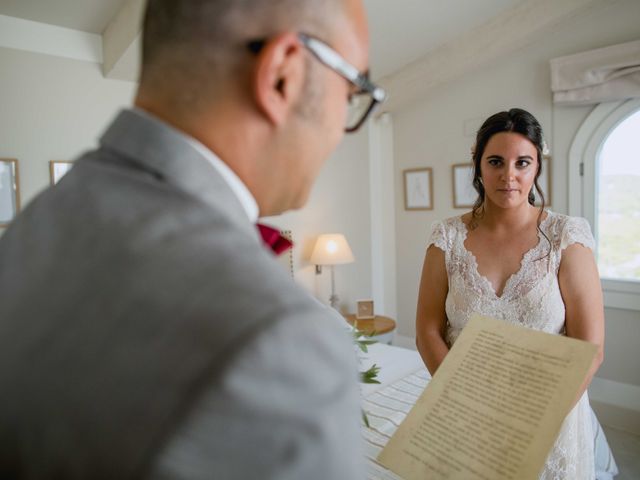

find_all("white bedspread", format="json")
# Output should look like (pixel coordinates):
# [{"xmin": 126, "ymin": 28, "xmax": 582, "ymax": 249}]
[
  {"xmin": 360, "ymin": 343, "xmax": 430, "ymax": 479},
  {"xmin": 359, "ymin": 343, "xmax": 426, "ymax": 397}
]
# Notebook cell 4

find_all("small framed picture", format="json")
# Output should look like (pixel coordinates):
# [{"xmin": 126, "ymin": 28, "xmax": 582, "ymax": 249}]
[
  {"xmin": 49, "ymin": 160, "xmax": 74, "ymax": 185},
  {"xmin": 452, "ymin": 163, "xmax": 477, "ymax": 209},
  {"xmin": 0, "ymin": 158, "xmax": 20, "ymax": 228},
  {"xmin": 536, "ymin": 155, "xmax": 552, "ymax": 207},
  {"xmin": 356, "ymin": 299, "xmax": 375, "ymax": 319},
  {"xmin": 403, "ymin": 168, "xmax": 433, "ymax": 210}
]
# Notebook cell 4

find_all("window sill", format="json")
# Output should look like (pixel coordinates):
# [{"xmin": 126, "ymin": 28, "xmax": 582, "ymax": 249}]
[{"xmin": 602, "ymin": 278, "xmax": 640, "ymax": 311}]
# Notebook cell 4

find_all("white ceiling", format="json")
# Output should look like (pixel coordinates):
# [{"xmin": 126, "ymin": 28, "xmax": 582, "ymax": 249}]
[
  {"xmin": 0, "ymin": 0, "xmax": 526, "ymax": 78},
  {"xmin": 366, "ymin": 0, "xmax": 526, "ymax": 77},
  {"xmin": 0, "ymin": 0, "xmax": 127, "ymax": 34}
]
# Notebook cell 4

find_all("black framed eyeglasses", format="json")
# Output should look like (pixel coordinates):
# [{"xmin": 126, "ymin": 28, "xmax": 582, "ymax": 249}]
[{"xmin": 247, "ymin": 33, "xmax": 386, "ymax": 133}]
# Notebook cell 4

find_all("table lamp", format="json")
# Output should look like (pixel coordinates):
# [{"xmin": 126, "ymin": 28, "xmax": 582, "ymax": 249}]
[{"xmin": 310, "ymin": 233, "xmax": 355, "ymax": 309}]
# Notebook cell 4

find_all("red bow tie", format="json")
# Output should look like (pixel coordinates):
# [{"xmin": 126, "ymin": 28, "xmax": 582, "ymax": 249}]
[{"xmin": 257, "ymin": 223, "xmax": 293, "ymax": 255}]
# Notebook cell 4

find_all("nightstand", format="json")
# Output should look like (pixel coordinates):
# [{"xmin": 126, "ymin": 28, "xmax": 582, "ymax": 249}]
[{"xmin": 343, "ymin": 314, "xmax": 396, "ymax": 345}]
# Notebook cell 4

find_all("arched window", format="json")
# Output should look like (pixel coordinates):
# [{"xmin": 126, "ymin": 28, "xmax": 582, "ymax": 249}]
[
  {"xmin": 596, "ymin": 109, "xmax": 640, "ymax": 282},
  {"xmin": 569, "ymin": 98, "xmax": 640, "ymax": 311}
]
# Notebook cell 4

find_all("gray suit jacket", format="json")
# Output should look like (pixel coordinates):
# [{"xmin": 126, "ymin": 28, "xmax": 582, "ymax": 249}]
[{"xmin": 0, "ymin": 109, "xmax": 364, "ymax": 479}]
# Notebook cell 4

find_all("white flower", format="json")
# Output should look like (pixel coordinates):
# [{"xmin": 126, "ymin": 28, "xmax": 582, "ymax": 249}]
[{"xmin": 542, "ymin": 140, "xmax": 550, "ymax": 156}]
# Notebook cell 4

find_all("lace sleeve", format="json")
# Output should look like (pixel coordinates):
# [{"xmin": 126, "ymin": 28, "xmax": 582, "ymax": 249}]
[
  {"xmin": 427, "ymin": 220, "xmax": 448, "ymax": 252},
  {"xmin": 560, "ymin": 216, "xmax": 595, "ymax": 252}
]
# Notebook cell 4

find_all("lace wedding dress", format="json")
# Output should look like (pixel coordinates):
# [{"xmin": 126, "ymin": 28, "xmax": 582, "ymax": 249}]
[{"xmin": 428, "ymin": 211, "xmax": 616, "ymax": 480}]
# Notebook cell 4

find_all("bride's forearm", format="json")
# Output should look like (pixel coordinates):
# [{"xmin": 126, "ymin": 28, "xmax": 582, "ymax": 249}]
[
  {"xmin": 571, "ymin": 349, "xmax": 603, "ymax": 409},
  {"xmin": 417, "ymin": 330, "xmax": 450, "ymax": 376}
]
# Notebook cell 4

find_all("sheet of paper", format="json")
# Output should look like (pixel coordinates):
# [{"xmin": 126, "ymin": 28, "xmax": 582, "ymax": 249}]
[{"xmin": 377, "ymin": 314, "xmax": 597, "ymax": 480}]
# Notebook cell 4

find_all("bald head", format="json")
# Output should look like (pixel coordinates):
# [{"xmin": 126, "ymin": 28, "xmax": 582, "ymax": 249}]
[
  {"xmin": 139, "ymin": 0, "xmax": 347, "ymax": 105},
  {"xmin": 135, "ymin": 0, "xmax": 371, "ymax": 216}
]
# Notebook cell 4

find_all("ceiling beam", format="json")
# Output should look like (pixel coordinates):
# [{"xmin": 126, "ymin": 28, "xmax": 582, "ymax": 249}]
[
  {"xmin": 377, "ymin": 0, "xmax": 616, "ymax": 113},
  {"xmin": 102, "ymin": 0, "xmax": 144, "ymax": 81},
  {"xmin": 0, "ymin": 14, "xmax": 102, "ymax": 63}
]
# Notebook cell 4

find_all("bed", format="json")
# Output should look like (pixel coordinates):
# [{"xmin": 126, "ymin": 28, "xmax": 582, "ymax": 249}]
[{"xmin": 359, "ymin": 343, "xmax": 431, "ymax": 479}]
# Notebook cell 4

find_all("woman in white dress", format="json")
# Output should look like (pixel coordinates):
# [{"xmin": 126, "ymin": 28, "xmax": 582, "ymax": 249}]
[{"xmin": 415, "ymin": 108, "xmax": 617, "ymax": 479}]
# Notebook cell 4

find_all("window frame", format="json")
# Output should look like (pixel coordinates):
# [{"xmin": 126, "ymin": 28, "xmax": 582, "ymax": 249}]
[{"xmin": 568, "ymin": 98, "xmax": 640, "ymax": 311}]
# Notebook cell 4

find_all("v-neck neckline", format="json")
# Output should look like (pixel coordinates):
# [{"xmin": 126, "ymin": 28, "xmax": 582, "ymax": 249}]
[{"xmin": 456, "ymin": 212, "xmax": 552, "ymax": 299}]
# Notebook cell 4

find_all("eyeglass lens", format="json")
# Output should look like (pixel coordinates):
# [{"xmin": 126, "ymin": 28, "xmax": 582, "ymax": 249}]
[{"xmin": 346, "ymin": 92, "xmax": 374, "ymax": 131}]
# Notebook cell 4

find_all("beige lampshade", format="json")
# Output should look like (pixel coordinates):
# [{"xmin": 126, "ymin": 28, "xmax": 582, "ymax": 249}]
[{"xmin": 310, "ymin": 234, "xmax": 355, "ymax": 265}]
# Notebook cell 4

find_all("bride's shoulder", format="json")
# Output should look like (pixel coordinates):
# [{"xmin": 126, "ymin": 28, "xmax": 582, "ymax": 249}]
[
  {"xmin": 434, "ymin": 215, "xmax": 466, "ymax": 233},
  {"xmin": 427, "ymin": 215, "xmax": 465, "ymax": 250},
  {"xmin": 543, "ymin": 211, "xmax": 585, "ymax": 230},
  {"xmin": 429, "ymin": 215, "xmax": 462, "ymax": 228},
  {"xmin": 459, "ymin": 212, "xmax": 473, "ymax": 226},
  {"xmin": 542, "ymin": 211, "xmax": 594, "ymax": 247}
]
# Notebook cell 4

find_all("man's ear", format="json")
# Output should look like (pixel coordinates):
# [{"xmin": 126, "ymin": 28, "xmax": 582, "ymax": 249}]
[{"xmin": 252, "ymin": 32, "xmax": 306, "ymax": 127}]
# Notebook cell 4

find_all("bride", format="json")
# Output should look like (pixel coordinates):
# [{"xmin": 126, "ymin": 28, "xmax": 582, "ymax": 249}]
[{"xmin": 415, "ymin": 108, "xmax": 617, "ymax": 479}]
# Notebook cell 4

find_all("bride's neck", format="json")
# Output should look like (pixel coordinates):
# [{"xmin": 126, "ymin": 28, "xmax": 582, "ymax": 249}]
[{"xmin": 479, "ymin": 202, "xmax": 538, "ymax": 232}]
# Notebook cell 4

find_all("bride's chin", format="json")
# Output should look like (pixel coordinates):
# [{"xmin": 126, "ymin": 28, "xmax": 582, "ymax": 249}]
[{"xmin": 485, "ymin": 195, "xmax": 528, "ymax": 210}]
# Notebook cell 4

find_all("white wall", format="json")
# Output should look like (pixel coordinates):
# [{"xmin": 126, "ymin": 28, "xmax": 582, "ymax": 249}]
[
  {"xmin": 392, "ymin": 0, "xmax": 640, "ymax": 398},
  {"xmin": 0, "ymin": 43, "xmax": 375, "ymax": 315},
  {"xmin": 0, "ymin": 47, "xmax": 136, "ymax": 209},
  {"xmin": 264, "ymin": 128, "xmax": 373, "ymax": 314}
]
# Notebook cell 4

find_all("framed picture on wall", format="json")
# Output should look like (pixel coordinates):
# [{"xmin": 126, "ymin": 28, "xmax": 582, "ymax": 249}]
[
  {"xmin": 535, "ymin": 155, "xmax": 552, "ymax": 207},
  {"xmin": 452, "ymin": 163, "xmax": 476, "ymax": 209},
  {"xmin": 49, "ymin": 160, "xmax": 74, "ymax": 185},
  {"xmin": 0, "ymin": 158, "xmax": 20, "ymax": 228},
  {"xmin": 403, "ymin": 167, "xmax": 433, "ymax": 210}
]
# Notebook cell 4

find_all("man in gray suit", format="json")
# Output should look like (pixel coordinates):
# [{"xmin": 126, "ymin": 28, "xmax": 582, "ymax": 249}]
[{"xmin": 0, "ymin": 0, "xmax": 386, "ymax": 478}]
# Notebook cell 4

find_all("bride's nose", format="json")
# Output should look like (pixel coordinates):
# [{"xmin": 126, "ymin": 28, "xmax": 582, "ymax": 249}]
[{"xmin": 502, "ymin": 163, "xmax": 516, "ymax": 181}]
